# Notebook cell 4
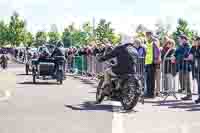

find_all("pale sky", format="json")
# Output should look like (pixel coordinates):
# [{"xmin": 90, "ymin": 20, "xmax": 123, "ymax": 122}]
[{"xmin": 1, "ymin": 0, "xmax": 200, "ymax": 35}]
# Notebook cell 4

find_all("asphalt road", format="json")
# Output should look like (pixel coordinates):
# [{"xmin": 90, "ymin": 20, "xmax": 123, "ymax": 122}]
[
  {"xmin": 0, "ymin": 63, "xmax": 112, "ymax": 133},
  {"xmin": 0, "ymin": 63, "xmax": 200, "ymax": 133}
]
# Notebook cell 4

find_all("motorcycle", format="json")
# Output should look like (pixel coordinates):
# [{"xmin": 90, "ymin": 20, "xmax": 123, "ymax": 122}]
[
  {"xmin": 32, "ymin": 56, "xmax": 65, "ymax": 84},
  {"xmin": 54, "ymin": 56, "xmax": 65, "ymax": 84},
  {"xmin": 96, "ymin": 58, "xmax": 144, "ymax": 111}
]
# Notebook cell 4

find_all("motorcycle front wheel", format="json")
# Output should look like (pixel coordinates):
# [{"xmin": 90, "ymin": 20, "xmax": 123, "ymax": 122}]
[
  {"xmin": 57, "ymin": 71, "xmax": 63, "ymax": 85},
  {"xmin": 96, "ymin": 79, "xmax": 105, "ymax": 104}
]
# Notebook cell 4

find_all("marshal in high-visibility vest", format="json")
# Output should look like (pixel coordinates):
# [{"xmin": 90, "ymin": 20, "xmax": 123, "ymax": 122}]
[{"xmin": 145, "ymin": 41, "xmax": 153, "ymax": 65}]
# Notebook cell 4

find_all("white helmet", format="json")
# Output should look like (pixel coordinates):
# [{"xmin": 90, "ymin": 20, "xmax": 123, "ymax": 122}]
[{"xmin": 121, "ymin": 34, "xmax": 134, "ymax": 44}]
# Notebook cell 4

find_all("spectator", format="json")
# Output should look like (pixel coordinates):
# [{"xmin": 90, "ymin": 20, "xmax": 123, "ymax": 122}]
[
  {"xmin": 15, "ymin": 49, "xmax": 18, "ymax": 58},
  {"xmin": 144, "ymin": 30, "xmax": 160, "ymax": 98},
  {"xmin": 153, "ymin": 38, "xmax": 161, "ymax": 96},
  {"xmin": 188, "ymin": 36, "xmax": 200, "ymax": 103},
  {"xmin": 191, "ymin": 38, "xmax": 198, "ymax": 80},
  {"xmin": 161, "ymin": 39, "xmax": 176, "ymax": 93},
  {"xmin": 173, "ymin": 34, "xmax": 192, "ymax": 100},
  {"xmin": 134, "ymin": 38, "xmax": 146, "ymax": 57}
]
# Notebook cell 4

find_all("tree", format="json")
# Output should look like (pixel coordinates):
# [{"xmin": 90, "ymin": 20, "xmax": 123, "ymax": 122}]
[
  {"xmin": 35, "ymin": 31, "xmax": 47, "ymax": 47},
  {"xmin": 8, "ymin": 11, "xmax": 26, "ymax": 47},
  {"xmin": 0, "ymin": 21, "xmax": 9, "ymax": 46},
  {"xmin": 81, "ymin": 22, "xmax": 94, "ymax": 45},
  {"xmin": 24, "ymin": 31, "xmax": 34, "ymax": 47},
  {"xmin": 68, "ymin": 23, "xmax": 76, "ymax": 32},
  {"xmin": 62, "ymin": 23, "xmax": 90, "ymax": 47},
  {"xmin": 173, "ymin": 18, "xmax": 195, "ymax": 45},
  {"xmin": 95, "ymin": 19, "xmax": 115, "ymax": 43},
  {"xmin": 48, "ymin": 24, "xmax": 60, "ymax": 45},
  {"xmin": 155, "ymin": 20, "xmax": 168, "ymax": 46},
  {"xmin": 62, "ymin": 27, "xmax": 72, "ymax": 48},
  {"xmin": 71, "ymin": 30, "xmax": 86, "ymax": 47},
  {"xmin": 110, "ymin": 34, "xmax": 121, "ymax": 45},
  {"xmin": 136, "ymin": 24, "xmax": 147, "ymax": 33},
  {"xmin": 64, "ymin": 23, "xmax": 82, "ymax": 47}
]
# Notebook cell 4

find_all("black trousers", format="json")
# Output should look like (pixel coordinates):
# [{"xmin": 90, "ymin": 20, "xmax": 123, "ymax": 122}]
[{"xmin": 145, "ymin": 64, "xmax": 155, "ymax": 97}]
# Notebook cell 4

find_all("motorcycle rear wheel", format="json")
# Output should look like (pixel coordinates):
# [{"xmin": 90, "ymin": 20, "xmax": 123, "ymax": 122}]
[{"xmin": 120, "ymin": 86, "xmax": 140, "ymax": 111}]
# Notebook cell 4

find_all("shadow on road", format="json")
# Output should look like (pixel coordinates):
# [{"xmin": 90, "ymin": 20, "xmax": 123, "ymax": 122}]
[
  {"xmin": 16, "ymin": 74, "xmax": 29, "ymax": 76},
  {"xmin": 80, "ymin": 79, "xmax": 96, "ymax": 85},
  {"xmin": 145, "ymin": 99, "xmax": 200, "ymax": 112},
  {"xmin": 65, "ymin": 101, "xmax": 117, "ymax": 112},
  {"xmin": 187, "ymin": 108, "xmax": 200, "ymax": 111},
  {"xmin": 72, "ymin": 75, "xmax": 98, "ymax": 88},
  {"xmin": 88, "ymin": 91, "xmax": 96, "ymax": 94},
  {"xmin": 18, "ymin": 81, "xmax": 59, "ymax": 85},
  {"xmin": 145, "ymin": 100, "xmax": 182, "ymax": 104}
]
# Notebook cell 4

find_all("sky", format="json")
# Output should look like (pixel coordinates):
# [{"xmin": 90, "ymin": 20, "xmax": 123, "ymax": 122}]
[{"xmin": 1, "ymin": 0, "xmax": 200, "ymax": 35}]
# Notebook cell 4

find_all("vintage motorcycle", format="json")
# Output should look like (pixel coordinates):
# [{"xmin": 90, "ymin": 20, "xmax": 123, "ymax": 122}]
[
  {"xmin": 96, "ymin": 60, "xmax": 144, "ymax": 111},
  {"xmin": 32, "ymin": 56, "xmax": 65, "ymax": 84}
]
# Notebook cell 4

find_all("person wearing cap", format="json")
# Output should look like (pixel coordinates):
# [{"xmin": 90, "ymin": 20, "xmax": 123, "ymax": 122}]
[
  {"xmin": 144, "ymin": 31, "xmax": 161, "ymax": 98},
  {"xmin": 172, "ymin": 34, "xmax": 192, "ymax": 100},
  {"xmin": 188, "ymin": 36, "xmax": 200, "ymax": 103}
]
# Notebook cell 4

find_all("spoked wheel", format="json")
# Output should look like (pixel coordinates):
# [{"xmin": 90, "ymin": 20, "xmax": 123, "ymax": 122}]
[
  {"xmin": 120, "ymin": 86, "xmax": 140, "ymax": 111},
  {"xmin": 57, "ymin": 71, "xmax": 63, "ymax": 85},
  {"xmin": 96, "ymin": 79, "xmax": 105, "ymax": 104}
]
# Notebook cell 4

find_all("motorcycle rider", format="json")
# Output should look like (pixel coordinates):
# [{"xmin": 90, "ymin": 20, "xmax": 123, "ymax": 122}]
[
  {"xmin": 51, "ymin": 41, "xmax": 66, "ymax": 77},
  {"xmin": 38, "ymin": 46, "xmax": 51, "ymax": 62},
  {"xmin": 98, "ymin": 37, "xmax": 139, "ymax": 95},
  {"xmin": 0, "ymin": 51, "xmax": 9, "ymax": 69}
]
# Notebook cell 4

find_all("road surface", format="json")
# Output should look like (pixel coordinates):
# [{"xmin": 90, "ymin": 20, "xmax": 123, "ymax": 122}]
[{"xmin": 0, "ymin": 63, "xmax": 200, "ymax": 133}]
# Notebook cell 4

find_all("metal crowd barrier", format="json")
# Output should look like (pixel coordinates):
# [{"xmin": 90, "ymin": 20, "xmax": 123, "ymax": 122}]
[
  {"xmin": 160, "ymin": 57, "xmax": 200, "ymax": 102},
  {"xmin": 161, "ymin": 57, "xmax": 178, "ymax": 101},
  {"xmin": 67, "ymin": 55, "xmax": 199, "ymax": 100}
]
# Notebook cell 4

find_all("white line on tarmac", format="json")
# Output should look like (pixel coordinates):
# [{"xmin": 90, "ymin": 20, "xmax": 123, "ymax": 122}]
[{"xmin": 111, "ymin": 101, "xmax": 125, "ymax": 133}]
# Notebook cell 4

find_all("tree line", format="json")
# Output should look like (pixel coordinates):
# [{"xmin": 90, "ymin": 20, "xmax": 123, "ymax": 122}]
[
  {"xmin": 0, "ymin": 12, "xmax": 121, "ymax": 48},
  {"xmin": 0, "ymin": 11, "xmax": 198, "ymax": 48}
]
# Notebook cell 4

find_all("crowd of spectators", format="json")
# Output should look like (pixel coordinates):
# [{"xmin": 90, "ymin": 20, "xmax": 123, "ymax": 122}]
[
  {"xmin": 9, "ymin": 32, "xmax": 200, "ymax": 103},
  {"xmin": 63, "ymin": 32, "xmax": 200, "ymax": 103}
]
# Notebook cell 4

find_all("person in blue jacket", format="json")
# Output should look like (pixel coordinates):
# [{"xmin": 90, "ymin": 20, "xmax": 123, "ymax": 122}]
[{"xmin": 172, "ymin": 34, "xmax": 192, "ymax": 100}]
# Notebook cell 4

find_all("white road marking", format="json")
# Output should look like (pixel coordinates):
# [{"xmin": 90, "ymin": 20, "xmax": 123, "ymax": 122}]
[
  {"xmin": 181, "ymin": 123, "xmax": 189, "ymax": 133},
  {"xmin": 111, "ymin": 101, "xmax": 125, "ymax": 133}
]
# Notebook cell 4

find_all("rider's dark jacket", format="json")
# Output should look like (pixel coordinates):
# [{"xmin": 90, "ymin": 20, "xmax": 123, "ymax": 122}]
[
  {"xmin": 51, "ymin": 47, "xmax": 65, "ymax": 57},
  {"xmin": 99, "ymin": 43, "xmax": 138, "ymax": 75}
]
